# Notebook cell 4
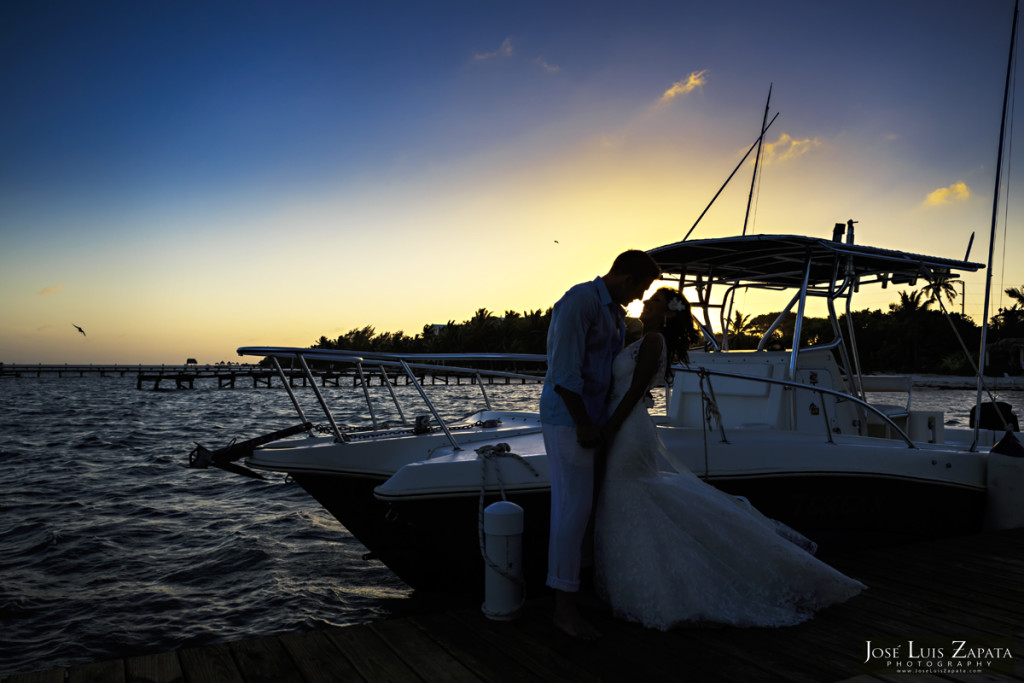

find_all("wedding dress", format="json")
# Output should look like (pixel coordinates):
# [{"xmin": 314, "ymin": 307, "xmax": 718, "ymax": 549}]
[{"xmin": 593, "ymin": 337, "xmax": 865, "ymax": 630}]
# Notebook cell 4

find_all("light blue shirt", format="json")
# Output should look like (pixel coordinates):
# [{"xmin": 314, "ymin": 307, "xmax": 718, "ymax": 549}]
[{"xmin": 540, "ymin": 277, "xmax": 625, "ymax": 427}]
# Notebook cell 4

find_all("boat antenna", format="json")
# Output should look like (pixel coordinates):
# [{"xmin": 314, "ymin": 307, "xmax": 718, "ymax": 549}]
[
  {"xmin": 743, "ymin": 83, "xmax": 773, "ymax": 236},
  {"xmin": 684, "ymin": 112, "xmax": 779, "ymax": 241},
  {"xmin": 974, "ymin": 0, "xmax": 1019, "ymax": 448},
  {"xmin": 964, "ymin": 231, "xmax": 975, "ymax": 262}
]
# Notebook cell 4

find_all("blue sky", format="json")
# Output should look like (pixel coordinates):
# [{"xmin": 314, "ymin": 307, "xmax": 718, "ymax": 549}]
[{"xmin": 1, "ymin": 1, "xmax": 1020, "ymax": 363}]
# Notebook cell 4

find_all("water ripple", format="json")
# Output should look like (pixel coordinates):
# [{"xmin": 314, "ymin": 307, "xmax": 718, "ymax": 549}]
[{"xmin": 0, "ymin": 375, "xmax": 542, "ymax": 676}]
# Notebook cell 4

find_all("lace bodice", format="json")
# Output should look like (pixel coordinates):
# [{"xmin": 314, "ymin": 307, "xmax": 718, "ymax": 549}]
[
  {"xmin": 608, "ymin": 336, "xmax": 666, "ymax": 406},
  {"xmin": 604, "ymin": 337, "xmax": 667, "ymax": 479}
]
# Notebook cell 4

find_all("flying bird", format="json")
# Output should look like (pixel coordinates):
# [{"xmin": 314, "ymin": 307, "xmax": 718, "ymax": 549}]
[{"xmin": 72, "ymin": 324, "xmax": 86, "ymax": 337}]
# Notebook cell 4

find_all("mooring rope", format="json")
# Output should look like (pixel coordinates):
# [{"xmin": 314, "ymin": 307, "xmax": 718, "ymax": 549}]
[
  {"xmin": 697, "ymin": 368, "xmax": 728, "ymax": 481},
  {"xmin": 474, "ymin": 442, "xmax": 539, "ymax": 591}
]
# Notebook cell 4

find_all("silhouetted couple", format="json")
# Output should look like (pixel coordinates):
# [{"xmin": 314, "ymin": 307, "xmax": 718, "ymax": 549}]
[{"xmin": 540, "ymin": 250, "xmax": 863, "ymax": 638}]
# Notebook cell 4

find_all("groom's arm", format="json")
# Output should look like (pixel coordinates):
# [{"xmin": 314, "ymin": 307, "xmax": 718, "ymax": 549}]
[
  {"xmin": 547, "ymin": 290, "xmax": 603, "ymax": 448},
  {"xmin": 554, "ymin": 385, "xmax": 602, "ymax": 448}
]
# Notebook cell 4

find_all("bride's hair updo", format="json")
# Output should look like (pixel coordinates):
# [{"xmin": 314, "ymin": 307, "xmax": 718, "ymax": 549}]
[{"xmin": 655, "ymin": 287, "xmax": 700, "ymax": 370}]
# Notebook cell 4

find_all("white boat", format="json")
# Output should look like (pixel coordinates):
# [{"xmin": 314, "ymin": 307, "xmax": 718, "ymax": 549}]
[{"xmin": 204, "ymin": 230, "xmax": 1024, "ymax": 595}]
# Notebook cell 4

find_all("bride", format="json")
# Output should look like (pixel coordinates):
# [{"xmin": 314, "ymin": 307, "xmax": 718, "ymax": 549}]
[{"xmin": 593, "ymin": 287, "xmax": 865, "ymax": 630}]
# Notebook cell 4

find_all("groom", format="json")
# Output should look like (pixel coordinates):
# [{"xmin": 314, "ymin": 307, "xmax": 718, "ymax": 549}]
[{"xmin": 540, "ymin": 249, "xmax": 660, "ymax": 638}]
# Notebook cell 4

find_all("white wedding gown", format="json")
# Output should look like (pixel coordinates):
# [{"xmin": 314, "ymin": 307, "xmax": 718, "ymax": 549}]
[{"xmin": 594, "ymin": 338, "xmax": 865, "ymax": 630}]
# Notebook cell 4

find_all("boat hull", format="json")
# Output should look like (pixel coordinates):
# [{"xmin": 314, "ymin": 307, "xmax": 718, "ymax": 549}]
[
  {"xmin": 291, "ymin": 472, "xmax": 552, "ymax": 594},
  {"xmin": 708, "ymin": 473, "xmax": 985, "ymax": 549},
  {"xmin": 291, "ymin": 467, "xmax": 985, "ymax": 595}
]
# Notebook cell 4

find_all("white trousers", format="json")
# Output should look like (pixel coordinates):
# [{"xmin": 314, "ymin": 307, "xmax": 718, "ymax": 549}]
[{"xmin": 543, "ymin": 423, "xmax": 596, "ymax": 592}]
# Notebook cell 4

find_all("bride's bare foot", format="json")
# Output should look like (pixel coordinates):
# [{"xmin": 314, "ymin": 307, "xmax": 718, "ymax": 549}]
[{"xmin": 553, "ymin": 590, "xmax": 601, "ymax": 640}]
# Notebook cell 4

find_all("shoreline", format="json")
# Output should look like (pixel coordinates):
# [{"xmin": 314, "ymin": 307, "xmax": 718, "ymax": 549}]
[{"xmin": 910, "ymin": 374, "xmax": 1024, "ymax": 390}]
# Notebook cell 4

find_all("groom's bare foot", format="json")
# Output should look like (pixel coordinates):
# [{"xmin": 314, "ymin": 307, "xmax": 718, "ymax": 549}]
[{"xmin": 553, "ymin": 590, "xmax": 601, "ymax": 640}]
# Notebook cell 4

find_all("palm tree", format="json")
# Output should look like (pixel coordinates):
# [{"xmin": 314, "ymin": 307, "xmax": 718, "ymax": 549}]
[
  {"xmin": 921, "ymin": 275, "xmax": 958, "ymax": 307},
  {"xmin": 465, "ymin": 308, "xmax": 499, "ymax": 351},
  {"xmin": 1005, "ymin": 285, "xmax": 1024, "ymax": 309},
  {"xmin": 889, "ymin": 290, "xmax": 932, "ymax": 315},
  {"xmin": 725, "ymin": 310, "xmax": 753, "ymax": 336},
  {"xmin": 337, "ymin": 325, "xmax": 377, "ymax": 350}
]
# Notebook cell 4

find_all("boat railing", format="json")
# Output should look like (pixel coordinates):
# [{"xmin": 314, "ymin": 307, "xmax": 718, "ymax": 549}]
[
  {"xmin": 236, "ymin": 346, "xmax": 547, "ymax": 451},
  {"xmin": 237, "ymin": 346, "xmax": 917, "ymax": 450},
  {"xmin": 671, "ymin": 364, "xmax": 917, "ymax": 448}
]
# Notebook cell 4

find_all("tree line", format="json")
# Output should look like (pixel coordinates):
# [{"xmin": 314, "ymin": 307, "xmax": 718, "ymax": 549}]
[
  {"xmin": 310, "ymin": 286, "xmax": 1024, "ymax": 375},
  {"xmin": 312, "ymin": 309, "xmax": 553, "ymax": 356}
]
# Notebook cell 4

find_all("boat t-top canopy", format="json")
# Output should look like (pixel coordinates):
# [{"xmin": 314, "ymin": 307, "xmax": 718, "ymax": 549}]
[
  {"xmin": 647, "ymin": 234, "xmax": 984, "ymax": 289},
  {"xmin": 646, "ymin": 232, "xmax": 985, "ymax": 367}
]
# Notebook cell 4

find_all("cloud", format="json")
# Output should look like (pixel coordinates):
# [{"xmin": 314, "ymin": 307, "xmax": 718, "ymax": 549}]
[
  {"xmin": 924, "ymin": 181, "xmax": 971, "ymax": 206},
  {"xmin": 760, "ymin": 133, "xmax": 822, "ymax": 164},
  {"xmin": 534, "ymin": 57, "xmax": 559, "ymax": 73},
  {"xmin": 36, "ymin": 284, "xmax": 63, "ymax": 295},
  {"xmin": 474, "ymin": 37, "xmax": 513, "ymax": 61},
  {"xmin": 660, "ymin": 70, "xmax": 707, "ymax": 102}
]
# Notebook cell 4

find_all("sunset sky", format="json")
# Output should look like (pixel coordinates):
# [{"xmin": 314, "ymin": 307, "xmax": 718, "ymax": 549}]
[{"xmin": 2, "ymin": 1, "xmax": 1022, "ymax": 364}]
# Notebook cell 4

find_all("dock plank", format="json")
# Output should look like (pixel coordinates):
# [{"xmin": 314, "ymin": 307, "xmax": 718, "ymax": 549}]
[
  {"xmin": 671, "ymin": 627, "xmax": 800, "ymax": 683},
  {"xmin": 177, "ymin": 643, "xmax": 244, "ymax": 683},
  {"xmin": 502, "ymin": 599, "xmax": 660, "ymax": 682},
  {"xmin": 449, "ymin": 607, "xmax": 601, "ymax": 683},
  {"xmin": 277, "ymin": 628, "xmax": 363, "ymax": 683},
  {"xmin": 1, "ymin": 670, "xmax": 66, "ymax": 683},
  {"xmin": 8, "ymin": 529, "xmax": 1024, "ymax": 683},
  {"xmin": 410, "ymin": 611, "xmax": 545, "ymax": 682},
  {"xmin": 844, "ymin": 570, "xmax": 1023, "ymax": 639},
  {"xmin": 834, "ymin": 557, "xmax": 1024, "ymax": 645},
  {"xmin": 229, "ymin": 636, "xmax": 304, "ymax": 683},
  {"xmin": 323, "ymin": 624, "xmax": 421, "ymax": 682},
  {"xmin": 125, "ymin": 650, "xmax": 183, "ymax": 683},
  {"xmin": 839, "ymin": 547, "xmax": 1024, "ymax": 605},
  {"xmin": 612, "ymin": 619, "xmax": 797, "ymax": 683},
  {"xmin": 368, "ymin": 617, "xmax": 483, "ymax": 683},
  {"xmin": 683, "ymin": 620, "xmax": 852, "ymax": 683},
  {"xmin": 67, "ymin": 659, "xmax": 124, "ymax": 683}
]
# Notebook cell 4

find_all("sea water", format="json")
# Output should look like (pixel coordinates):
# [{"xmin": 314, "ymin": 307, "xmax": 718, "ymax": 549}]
[
  {"xmin": 0, "ymin": 375, "xmax": 542, "ymax": 676},
  {"xmin": 0, "ymin": 375, "xmax": 1020, "ymax": 676}
]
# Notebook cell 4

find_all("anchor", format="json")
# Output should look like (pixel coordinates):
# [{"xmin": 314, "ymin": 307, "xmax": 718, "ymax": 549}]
[{"xmin": 188, "ymin": 422, "xmax": 313, "ymax": 479}]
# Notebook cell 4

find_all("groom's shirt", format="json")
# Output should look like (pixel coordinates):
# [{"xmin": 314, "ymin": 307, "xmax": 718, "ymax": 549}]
[{"xmin": 540, "ymin": 276, "xmax": 625, "ymax": 427}]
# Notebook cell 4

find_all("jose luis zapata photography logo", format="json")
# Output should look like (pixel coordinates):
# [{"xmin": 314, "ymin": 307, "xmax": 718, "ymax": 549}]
[{"xmin": 863, "ymin": 638, "xmax": 1015, "ymax": 675}]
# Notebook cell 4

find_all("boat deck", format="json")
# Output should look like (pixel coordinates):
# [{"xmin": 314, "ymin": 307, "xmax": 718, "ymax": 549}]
[{"xmin": 4, "ymin": 529, "xmax": 1023, "ymax": 682}]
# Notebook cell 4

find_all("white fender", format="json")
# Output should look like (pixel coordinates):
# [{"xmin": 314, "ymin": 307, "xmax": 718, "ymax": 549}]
[{"xmin": 482, "ymin": 501, "xmax": 524, "ymax": 620}]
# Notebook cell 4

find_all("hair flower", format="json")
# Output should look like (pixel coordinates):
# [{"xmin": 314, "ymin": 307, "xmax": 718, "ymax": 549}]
[{"xmin": 668, "ymin": 298, "xmax": 686, "ymax": 312}]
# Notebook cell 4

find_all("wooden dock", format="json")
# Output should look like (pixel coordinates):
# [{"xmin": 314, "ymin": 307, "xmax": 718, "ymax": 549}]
[
  {"xmin": 0, "ymin": 363, "xmax": 542, "ymax": 390},
  {"xmin": 4, "ymin": 529, "xmax": 1023, "ymax": 682}
]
